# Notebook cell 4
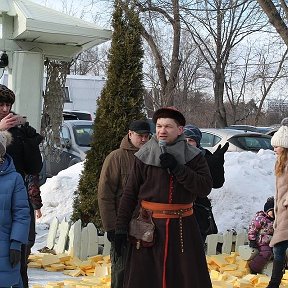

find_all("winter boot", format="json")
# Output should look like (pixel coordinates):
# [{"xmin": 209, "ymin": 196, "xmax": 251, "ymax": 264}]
[{"xmin": 266, "ymin": 260, "xmax": 284, "ymax": 288}]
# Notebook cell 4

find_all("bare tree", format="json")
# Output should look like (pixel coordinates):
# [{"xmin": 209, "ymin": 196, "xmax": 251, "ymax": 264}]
[
  {"xmin": 181, "ymin": 0, "xmax": 267, "ymax": 127},
  {"xmin": 251, "ymin": 45, "xmax": 288, "ymax": 125},
  {"xmin": 257, "ymin": 0, "xmax": 288, "ymax": 47}
]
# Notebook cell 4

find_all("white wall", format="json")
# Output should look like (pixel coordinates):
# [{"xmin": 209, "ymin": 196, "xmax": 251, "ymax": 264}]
[
  {"xmin": 64, "ymin": 75, "xmax": 106, "ymax": 119},
  {"xmin": 0, "ymin": 73, "xmax": 106, "ymax": 120}
]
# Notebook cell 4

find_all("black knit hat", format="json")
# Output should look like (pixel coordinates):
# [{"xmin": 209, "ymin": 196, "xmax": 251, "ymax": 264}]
[
  {"xmin": 264, "ymin": 196, "xmax": 274, "ymax": 213},
  {"xmin": 129, "ymin": 120, "xmax": 151, "ymax": 134},
  {"xmin": 0, "ymin": 84, "xmax": 15, "ymax": 104},
  {"xmin": 152, "ymin": 106, "xmax": 186, "ymax": 126}
]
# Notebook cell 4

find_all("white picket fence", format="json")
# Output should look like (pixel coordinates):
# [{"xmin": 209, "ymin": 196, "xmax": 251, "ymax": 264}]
[
  {"xmin": 44, "ymin": 217, "xmax": 251, "ymax": 259},
  {"xmin": 205, "ymin": 229, "xmax": 248, "ymax": 255},
  {"xmin": 44, "ymin": 217, "xmax": 111, "ymax": 259}
]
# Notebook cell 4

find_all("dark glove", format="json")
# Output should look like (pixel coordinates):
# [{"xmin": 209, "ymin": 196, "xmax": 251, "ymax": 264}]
[
  {"xmin": 249, "ymin": 240, "xmax": 258, "ymax": 249},
  {"xmin": 212, "ymin": 142, "xmax": 229, "ymax": 164},
  {"xmin": 9, "ymin": 249, "xmax": 21, "ymax": 268},
  {"xmin": 107, "ymin": 230, "xmax": 115, "ymax": 242},
  {"xmin": 114, "ymin": 232, "xmax": 127, "ymax": 257},
  {"xmin": 159, "ymin": 152, "xmax": 178, "ymax": 171},
  {"xmin": 213, "ymin": 142, "xmax": 229, "ymax": 156}
]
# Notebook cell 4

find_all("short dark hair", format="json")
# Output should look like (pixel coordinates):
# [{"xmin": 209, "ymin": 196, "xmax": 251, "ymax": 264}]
[{"xmin": 0, "ymin": 85, "xmax": 15, "ymax": 105}]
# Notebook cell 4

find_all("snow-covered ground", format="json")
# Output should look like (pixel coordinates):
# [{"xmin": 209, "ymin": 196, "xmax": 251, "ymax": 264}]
[{"xmin": 28, "ymin": 149, "xmax": 277, "ymax": 285}]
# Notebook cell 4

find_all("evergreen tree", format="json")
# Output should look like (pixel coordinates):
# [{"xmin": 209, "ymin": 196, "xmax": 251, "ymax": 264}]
[{"xmin": 71, "ymin": 1, "xmax": 145, "ymax": 229}]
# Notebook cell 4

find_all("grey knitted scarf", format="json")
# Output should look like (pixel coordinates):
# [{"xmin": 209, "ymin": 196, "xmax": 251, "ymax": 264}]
[{"xmin": 135, "ymin": 134, "xmax": 200, "ymax": 167}]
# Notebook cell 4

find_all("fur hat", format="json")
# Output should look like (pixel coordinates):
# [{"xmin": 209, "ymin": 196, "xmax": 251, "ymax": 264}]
[
  {"xmin": 264, "ymin": 196, "xmax": 274, "ymax": 213},
  {"xmin": 183, "ymin": 124, "xmax": 202, "ymax": 147},
  {"xmin": 129, "ymin": 120, "xmax": 151, "ymax": 134},
  {"xmin": 271, "ymin": 125, "xmax": 288, "ymax": 148},
  {"xmin": 0, "ymin": 131, "xmax": 12, "ymax": 157},
  {"xmin": 281, "ymin": 117, "xmax": 288, "ymax": 126},
  {"xmin": 0, "ymin": 84, "xmax": 15, "ymax": 105},
  {"xmin": 152, "ymin": 106, "xmax": 186, "ymax": 126}
]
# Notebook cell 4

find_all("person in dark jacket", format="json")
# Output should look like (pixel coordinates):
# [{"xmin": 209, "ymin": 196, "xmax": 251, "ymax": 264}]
[
  {"xmin": 115, "ymin": 107, "xmax": 213, "ymax": 288},
  {"xmin": 0, "ymin": 131, "xmax": 30, "ymax": 288},
  {"xmin": 247, "ymin": 197, "xmax": 274, "ymax": 274},
  {"xmin": 183, "ymin": 124, "xmax": 229, "ymax": 242},
  {"xmin": 0, "ymin": 84, "xmax": 43, "ymax": 288},
  {"xmin": 98, "ymin": 120, "xmax": 151, "ymax": 288}
]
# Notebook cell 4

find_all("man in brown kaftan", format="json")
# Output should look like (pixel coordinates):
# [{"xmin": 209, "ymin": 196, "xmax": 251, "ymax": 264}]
[{"xmin": 115, "ymin": 107, "xmax": 213, "ymax": 288}]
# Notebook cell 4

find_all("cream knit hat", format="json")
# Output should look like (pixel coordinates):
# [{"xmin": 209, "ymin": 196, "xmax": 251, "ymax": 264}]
[
  {"xmin": 271, "ymin": 125, "xmax": 288, "ymax": 148},
  {"xmin": 0, "ymin": 131, "xmax": 12, "ymax": 157}
]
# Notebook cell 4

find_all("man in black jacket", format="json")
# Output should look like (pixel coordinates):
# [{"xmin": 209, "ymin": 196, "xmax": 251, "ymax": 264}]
[
  {"xmin": 184, "ymin": 124, "xmax": 229, "ymax": 242},
  {"xmin": 0, "ymin": 84, "xmax": 43, "ymax": 288}
]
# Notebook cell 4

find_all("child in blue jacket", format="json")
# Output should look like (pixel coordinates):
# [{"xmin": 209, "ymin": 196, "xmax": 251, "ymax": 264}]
[{"xmin": 0, "ymin": 131, "xmax": 30, "ymax": 287}]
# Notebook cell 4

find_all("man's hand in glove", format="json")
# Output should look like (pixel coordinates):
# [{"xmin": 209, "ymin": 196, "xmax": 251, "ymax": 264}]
[
  {"xmin": 114, "ymin": 232, "xmax": 127, "ymax": 257},
  {"xmin": 213, "ymin": 142, "xmax": 229, "ymax": 164},
  {"xmin": 10, "ymin": 249, "xmax": 21, "ymax": 268},
  {"xmin": 249, "ymin": 240, "xmax": 258, "ymax": 249},
  {"xmin": 159, "ymin": 153, "xmax": 178, "ymax": 171}
]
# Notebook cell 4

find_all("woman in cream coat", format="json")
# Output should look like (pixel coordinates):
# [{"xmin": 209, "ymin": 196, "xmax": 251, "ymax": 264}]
[{"xmin": 267, "ymin": 120, "xmax": 288, "ymax": 288}]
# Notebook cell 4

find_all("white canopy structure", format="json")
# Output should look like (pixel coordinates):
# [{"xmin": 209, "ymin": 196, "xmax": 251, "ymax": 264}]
[{"xmin": 0, "ymin": 0, "xmax": 112, "ymax": 130}]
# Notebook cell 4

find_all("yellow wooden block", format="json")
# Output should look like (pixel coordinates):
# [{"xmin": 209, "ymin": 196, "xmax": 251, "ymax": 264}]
[
  {"xmin": 44, "ymin": 267, "xmax": 60, "ymax": 272},
  {"xmin": 208, "ymin": 263, "xmax": 220, "ymax": 271},
  {"xmin": 50, "ymin": 263, "xmax": 67, "ymax": 271},
  {"xmin": 210, "ymin": 269, "xmax": 220, "ymax": 280},
  {"xmin": 283, "ymin": 271, "xmax": 288, "ymax": 280},
  {"xmin": 255, "ymin": 276, "xmax": 270, "ymax": 286},
  {"xmin": 225, "ymin": 253, "xmax": 237, "ymax": 264},
  {"xmin": 237, "ymin": 279, "xmax": 254, "ymax": 288},
  {"xmin": 65, "ymin": 269, "xmax": 86, "ymax": 277},
  {"xmin": 63, "ymin": 279, "xmax": 81, "ymax": 285},
  {"xmin": 75, "ymin": 284, "xmax": 93, "ymax": 288},
  {"xmin": 71, "ymin": 257, "xmax": 83, "ymax": 266},
  {"xmin": 79, "ymin": 261, "xmax": 93, "ymax": 270},
  {"xmin": 45, "ymin": 282, "xmax": 63, "ymax": 288},
  {"xmin": 27, "ymin": 262, "xmax": 42, "ymax": 268},
  {"xmin": 219, "ymin": 264, "xmax": 238, "ymax": 272},
  {"xmin": 222, "ymin": 273, "xmax": 238, "ymax": 284},
  {"xmin": 81, "ymin": 276, "xmax": 102, "ymax": 284},
  {"xmin": 102, "ymin": 255, "xmax": 110, "ymax": 263},
  {"xmin": 57, "ymin": 253, "xmax": 71, "ymax": 262},
  {"xmin": 242, "ymin": 273, "xmax": 258, "ymax": 284},
  {"xmin": 211, "ymin": 280, "xmax": 233, "ymax": 288},
  {"xmin": 210, "ymin": 254, "xmax": 229, "ymax": 267},
  {"xmin": 94, "ymin": 266, "xmax": 109, "ymax": 277},
  {"xmin": 42, "ymin": 254, "xmax": 61, "ymax": 266},
  {"xmin": 88, "ymin": 255, "xmax": 103, "ymax": 262},
  {"xmin": 237, "ymin": 259, "xmax": 249, "ymax": 269},
  {"xmin": 224, "ymin": 269, "xmax": 245, "ymax": 278},
  {"xmin": 64, "ymin": 265, "xmax": 78, "ymax": 270}
]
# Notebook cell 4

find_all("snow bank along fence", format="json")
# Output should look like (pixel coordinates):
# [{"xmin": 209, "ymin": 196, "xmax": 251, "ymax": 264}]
[{"xmin": 45, "ymin": 218, "xmax": 252, "ymax": 259}]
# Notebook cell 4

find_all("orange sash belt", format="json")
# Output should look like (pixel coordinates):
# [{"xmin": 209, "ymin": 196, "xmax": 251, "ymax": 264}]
[{"xmin": 141, "ymin": 200, "xmax": 193, "ymax": 219}]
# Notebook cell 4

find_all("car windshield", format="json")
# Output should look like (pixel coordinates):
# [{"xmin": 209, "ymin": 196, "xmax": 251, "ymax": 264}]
[
  {"xmin": 73, "ymin": 125, "xmax": 93, "ymax": 147},
  {"xmin": 229, "ymin": 135, "xmax": 273, "ymax": 151}
]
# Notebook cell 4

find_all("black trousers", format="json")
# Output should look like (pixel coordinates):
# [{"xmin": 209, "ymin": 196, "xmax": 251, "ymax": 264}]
[{"xmin": 20, "ymin": 201, "xmax": 35, "ymax": 288}]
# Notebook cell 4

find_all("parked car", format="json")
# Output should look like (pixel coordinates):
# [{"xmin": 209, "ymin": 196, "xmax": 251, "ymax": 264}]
[
  {"xmin": 226, "ymin": 124, "xmax": 272, "ymax": 134},
  {"xmin": 44, "ymin": 120, "xmax": 93, "ymax": 177},
  {"xmin": 63, "ymin": 110, "xmax": 93, "ymax": 120},
  {"xmin": 200, "ymin": 128, "xmax": 273, "ymax": 153}
]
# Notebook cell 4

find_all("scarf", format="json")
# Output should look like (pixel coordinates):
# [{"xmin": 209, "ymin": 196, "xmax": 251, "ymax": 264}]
[{"xmin": 135, "ymin": 134, "xmax": 200, "ymax": 167}]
